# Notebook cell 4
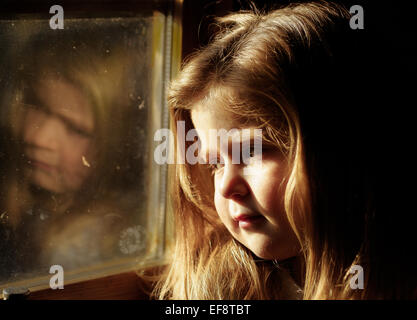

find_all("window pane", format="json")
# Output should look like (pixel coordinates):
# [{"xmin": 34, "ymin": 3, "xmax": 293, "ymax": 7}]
[{"xmin": 0, "ymin": 9, "xmax": 171, "ymax": 290}]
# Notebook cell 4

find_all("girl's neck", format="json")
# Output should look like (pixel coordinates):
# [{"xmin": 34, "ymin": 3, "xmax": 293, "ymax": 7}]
[
  {"xmin": 29, "ymin": 184, "xmax": 74, "ymax": 215},
  {"xmin": 280, "ymin": 255, "xmax": 304, "ymax": 289}
]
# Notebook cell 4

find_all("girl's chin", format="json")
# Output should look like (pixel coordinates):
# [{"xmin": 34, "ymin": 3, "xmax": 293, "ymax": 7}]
[
  {"xmin": 27, "ymin": 172, "xmax": 65, "ymax": 194},
  {"xmin": 27, "ymin": 169, "xmax": 84, "ymax": 195},
  {"xmin": 29, "ymin": 179, "xmax": 61, "ymax": 194},
  {"xmin": 242, "ymin": 239, "xmax": 299, "ymax": 261}
]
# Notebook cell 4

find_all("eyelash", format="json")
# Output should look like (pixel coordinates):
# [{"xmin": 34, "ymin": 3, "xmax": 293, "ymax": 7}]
[
  {"xmin": 208, "ymin": 163, "xmax": 224, "ymax": 174},
  {"xmin": 207, "ymin": 155, "xmax": 224, "ymax": 174},
  {"xmin": 66, "ymin": 124, "xmax": 91, "ymax": 138},
  {"xmin": 206, "ymin": 146, "xmax": 261, "ymax": 173},
  {"xmin": 25, "ymin": 103, "xmax": 91, "ymax": 138}
]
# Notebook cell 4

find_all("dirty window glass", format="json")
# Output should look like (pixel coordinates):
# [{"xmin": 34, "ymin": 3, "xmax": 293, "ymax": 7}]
[{"xmin": 0, "ymin": 5, "xmax": 172, "ymax": 290}]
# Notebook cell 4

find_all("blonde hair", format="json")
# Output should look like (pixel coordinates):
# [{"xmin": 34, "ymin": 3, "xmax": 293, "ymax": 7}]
[
  {"xmin": 148, "ymin": 1, "xmax": 336, "ymax": 299},
  {"xmin": 152, "ymin": 1, "xmax": 414, "ymax": 299}
]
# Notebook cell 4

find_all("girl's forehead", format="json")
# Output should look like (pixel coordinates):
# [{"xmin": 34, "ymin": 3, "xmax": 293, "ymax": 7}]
[
  {"xmin": 191, "ymin": 100, "xmax": 241, "ymax": 131},
  {"xmin": 36, "ymin": 76, "xmax": 94, "ymax": 132},
  {"xmin": 190, "ymin": 86, "xmax": 247, "ymax": 129},
  {"xmin": 190, "ymin": 99, "xmax": 261, "ymax": 151}
]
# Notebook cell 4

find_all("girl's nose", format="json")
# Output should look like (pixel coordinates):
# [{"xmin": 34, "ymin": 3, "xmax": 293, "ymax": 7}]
[
  {"xmin": 26, "ymin": 116, "xmax": 61, "ymax": 150},
  {"xmin": 218, "ymin": 163, "xmax": 249, "ymax": 200}
]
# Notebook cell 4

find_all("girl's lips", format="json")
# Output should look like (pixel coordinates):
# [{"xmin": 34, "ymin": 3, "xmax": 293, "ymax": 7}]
[
  {"xmin": 29, "ymin": 159, "xmax": 55, "ymax": 172},
  {"xmin": 233, "ymin": 214, "xmax": 264, "ymax": 228}
]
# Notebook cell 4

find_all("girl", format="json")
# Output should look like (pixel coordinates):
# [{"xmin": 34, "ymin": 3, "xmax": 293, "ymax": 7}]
[
  {"xmin": 0, "ymin": 26, "xmax": 148, "ymax": 280},
  {"xmin": 151, "ymin": 1, "xmax": 417, "ymax": 299}
]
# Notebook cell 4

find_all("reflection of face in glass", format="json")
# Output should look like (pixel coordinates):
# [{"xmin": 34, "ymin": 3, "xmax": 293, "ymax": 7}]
[{"xmin": 22, "ymin": 76, "xmax": 95, "ymax": 194}]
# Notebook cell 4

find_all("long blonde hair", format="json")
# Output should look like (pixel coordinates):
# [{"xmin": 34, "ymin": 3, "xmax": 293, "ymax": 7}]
[{"xmin": 152, "ymin": 1, "xmax": 413, "ymax": 299}]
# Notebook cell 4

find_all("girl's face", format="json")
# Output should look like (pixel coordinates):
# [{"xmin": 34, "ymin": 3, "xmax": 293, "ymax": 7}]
[
  {"xmin": 191, "ymin": 103, "xmax": 300, "ymax": 261},
  {"xmin": 22, "ymin": 76, "xmax": 96, "ymax": 194}
]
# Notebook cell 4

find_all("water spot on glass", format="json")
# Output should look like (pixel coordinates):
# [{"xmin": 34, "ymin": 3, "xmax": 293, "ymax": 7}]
[
  {"xmin": 119, "ymin": 225, "xmax": 146, "ymax": 255},
  {"xmin": 82, "ymin": 156, "xmax": 91, "ymax": 168},
  {"xmin": 104, "ymin": 213, "xmax": 122, "ymax": 220},
  {"xmin": 39, "ymin": 211, "xmax": 49, "ymax": 221},
  {"xmin": 138, "ymin": 100, "xmax": 145, "ymax": 110}
]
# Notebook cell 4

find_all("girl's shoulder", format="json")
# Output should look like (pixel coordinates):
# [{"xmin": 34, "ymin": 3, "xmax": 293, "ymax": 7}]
[{"xmin": 39, "ymin": 201, "xmax": 133, "ymax": 270}]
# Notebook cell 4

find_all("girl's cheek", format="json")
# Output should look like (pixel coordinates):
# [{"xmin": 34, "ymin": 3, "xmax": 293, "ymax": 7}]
[
  {"xmin": 213, "ymin": 190, "xmax": 227, "ymax": 218},
  {"xmin": 61, "ymin": 141, "xmax": 93, "ymax": 180},
  {"xmin": 213, "ymin": 189, "xmax": 222, "ymax": 211},
  {"xmin": 243, "ymin": 161, "xmax": 264, "ymax": 176},
  {"xmin": 23, "ymin": 111, "xmax": 41, "ymax": 141}
]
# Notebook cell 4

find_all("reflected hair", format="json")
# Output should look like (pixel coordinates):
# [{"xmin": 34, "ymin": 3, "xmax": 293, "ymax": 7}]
[{"xmin": 1, "ymin": 28, "xmax": 148, "ymax": 233}]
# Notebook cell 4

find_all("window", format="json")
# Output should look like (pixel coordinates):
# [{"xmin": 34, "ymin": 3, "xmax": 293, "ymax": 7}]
[{"xmin": 0, "ymin": 0, "xmax": 181, "ymax": 297}]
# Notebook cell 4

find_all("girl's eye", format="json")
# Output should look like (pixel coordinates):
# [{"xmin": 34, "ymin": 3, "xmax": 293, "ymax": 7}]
[
  {"xmin": 208, "ymin": 163, "xmax": 224, "ymax": 174},
  {"xmin": 207, "ymin": 156, "xmax": 224, "ymax": 174},
  {"xmin": 23, "ymin": 103, "xmax": 47, "ymax": 113},
  {"xmin": 66, "ymin": 124, "xmax": 92, "ymax": 138}
]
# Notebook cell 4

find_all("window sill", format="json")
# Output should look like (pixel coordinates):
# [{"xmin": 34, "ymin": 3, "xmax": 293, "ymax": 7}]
[{"xmin": 25, "ymin": 271, "xmax": 151, "ymax": 300}]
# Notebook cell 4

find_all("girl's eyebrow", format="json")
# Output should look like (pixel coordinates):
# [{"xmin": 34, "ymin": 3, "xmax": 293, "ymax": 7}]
[
  {"xmin": 55, "ymin": 111, "xmax": 92, "ymax": 134},
  {"xmin": 42, "ymin": 102, "xmax": 92, "ymax": 133},
  {"xmin": 25, "ymin": 83, "xmax": 94, "ymax": 134},
  {"xmin": 203, "ymin": 139, "xmax": 251, "ymax": 164},
  {"xmin": 204, "ymin": 131, "xmax": 260, "ymax": 156},
  {"xmin": 30, "ymin": 93, "xmax": 93, "ymax": 134},
  {"xmin": 29, "ymin": 100, "xmax": 93, "ymax": 134},
  {"xmin": 195, "ymin": 128, "xmax": 264, "ymax": 164}
]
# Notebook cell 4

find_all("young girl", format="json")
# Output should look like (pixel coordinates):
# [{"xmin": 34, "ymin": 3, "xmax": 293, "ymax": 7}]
[{"xmin": 151, "ymin": 1, "xmax": 417, "ymax": 299}]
